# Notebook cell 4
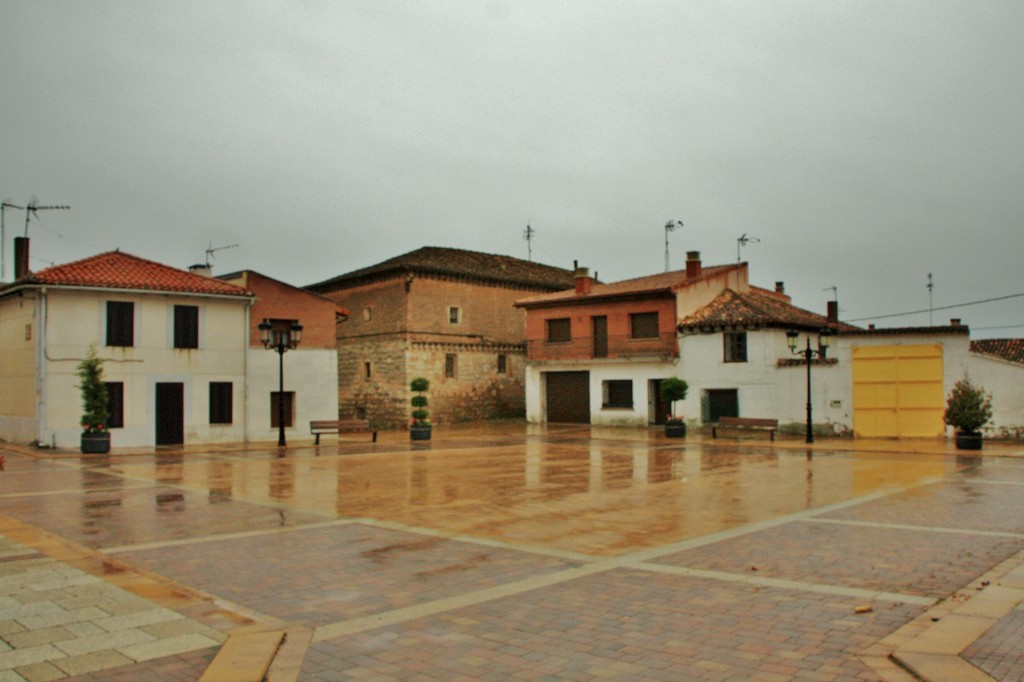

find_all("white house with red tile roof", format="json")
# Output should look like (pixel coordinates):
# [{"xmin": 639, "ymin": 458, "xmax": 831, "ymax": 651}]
[
  {"xmin": 968, "ymin": 339, "xmax": 1024, "ymax": 438},
  {"xmin": 0, "ymin": 246, "xmax": 257, "ymax": 448},
  {"xmin": 516, "ymin": 251, "xmax": 984, "ymax": 440}
]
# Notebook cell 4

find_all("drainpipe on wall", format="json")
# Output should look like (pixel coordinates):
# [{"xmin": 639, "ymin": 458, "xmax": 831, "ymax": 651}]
[
  {"xmin": 243, "ymin": 298, "xmax": 251, "ymax": 442},
  {"xmin": 36, "ymin": 287, "xmax": 48, "ymax": 446}
]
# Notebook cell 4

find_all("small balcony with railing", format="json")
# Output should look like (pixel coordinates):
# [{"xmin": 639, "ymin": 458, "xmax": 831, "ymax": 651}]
[{"xmin": 527, "ymin": 332, "xmax": 678, "ymax": 361}]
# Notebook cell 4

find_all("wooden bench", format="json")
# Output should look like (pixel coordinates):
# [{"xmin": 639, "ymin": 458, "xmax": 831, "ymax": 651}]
[
  {"xmin": 712, "ymin": 417, "xmax": 779, "ymax": 442},
  {"xmin": 310, "ymin": 419, "xmax": 378, "ymax": 445}
]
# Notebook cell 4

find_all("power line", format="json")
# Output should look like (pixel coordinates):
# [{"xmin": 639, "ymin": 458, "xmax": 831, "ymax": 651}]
[
  {"xmin": 972, "ymin": 323, "xmax": 1024, "ymax": 331},
  {"xmin": 845, "ymin": 291, "xmax": 1024, "ymax": 323}
]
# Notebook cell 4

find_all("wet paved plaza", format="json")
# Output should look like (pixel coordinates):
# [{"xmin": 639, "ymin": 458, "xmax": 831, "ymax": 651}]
[{"xmin": 2, "ymin": 424, "xmax": 1024, "ymax": 680}]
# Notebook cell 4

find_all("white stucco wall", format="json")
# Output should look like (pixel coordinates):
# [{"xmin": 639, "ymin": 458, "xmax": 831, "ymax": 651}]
[
  {"xmin": 966, "ymin": 353, "xmax": 1024, "ymax": 437},
  {"xmin": 38, "ymin": 289, "xmax": 250, "ymax": 448},
  {"xmin": 245, "ymin": 348, "xmax": 339, "ymax": 442}
]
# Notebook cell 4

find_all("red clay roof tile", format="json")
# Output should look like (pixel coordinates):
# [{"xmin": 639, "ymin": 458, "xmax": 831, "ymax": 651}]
[
  {"xmin": 22, "ymin": 251, "xmax": 251, "ymax": 297},
  {"xmin": 971, "ymin": 338, "xmax": 1024, "ymax": 364},
  {"xmin": 678, "ymin": 288, "xmax": 859, "ymax": 331}
]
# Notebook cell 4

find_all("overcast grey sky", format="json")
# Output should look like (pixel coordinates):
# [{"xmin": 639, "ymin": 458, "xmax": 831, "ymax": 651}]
[{"xmin": 2, "ymin": 1, "xmax": 1022, "ymax": 337}]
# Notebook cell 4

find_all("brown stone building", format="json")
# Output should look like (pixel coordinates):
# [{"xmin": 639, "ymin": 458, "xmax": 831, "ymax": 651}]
[{"xmin": 306, "ymin": 247, "xmax": 575, "ymax": 428}]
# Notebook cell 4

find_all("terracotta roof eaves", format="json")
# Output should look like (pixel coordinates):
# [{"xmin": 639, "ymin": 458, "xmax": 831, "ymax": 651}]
[{"xmin": 3, "ymin": 280, "xmax": 254, "ymax": 300}]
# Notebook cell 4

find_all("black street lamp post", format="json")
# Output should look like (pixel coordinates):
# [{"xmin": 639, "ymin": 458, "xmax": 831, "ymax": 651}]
[
  {"xmin": 258, "ymin": 318, "xmax": 303, "ymax": 446},
  {"xmin": 786, "ymin": 328, "xmax": 831, "ymax": 444}
]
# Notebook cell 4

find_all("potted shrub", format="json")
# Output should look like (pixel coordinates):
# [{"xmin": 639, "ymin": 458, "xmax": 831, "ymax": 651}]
[
  {"xmin": 409, "ymin": 377, "xmax": 431, "ymax": 441},
  {"xmin": 944, "ymin": 376, "xmax": 993, "ymax": 450},
  {"xmin": 660, "ymin": 377, "xmax": 689, "ymax": 438},
  {"xmin": 78, "ymin": 346, "xmax": 111, "ymax": 454}
]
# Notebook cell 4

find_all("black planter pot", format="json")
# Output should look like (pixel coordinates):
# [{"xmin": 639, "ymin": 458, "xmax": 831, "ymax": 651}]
[
  {"xmin": 410, "ymin": 424, "xmax": 432, "ymax": 441},
  {"xmin": 81, "ymin": 432, "xmax": 111, "ymax": 454},
  {"xmin": 955, "ymin": 430, "xmax": 983, "ymax": 450},
  {"xmin": 665, "ymin": 423, "xmax": 687, "ymax": 438}
]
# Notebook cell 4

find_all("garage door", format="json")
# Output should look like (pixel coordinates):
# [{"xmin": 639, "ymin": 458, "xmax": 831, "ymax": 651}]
[
  {"xmin": 852, "ymin": 345, "xmax": 944, "ymax": 438},
  {"xmin": 545, "ymin": 371, "xmax": 590, "ymax": 423}
]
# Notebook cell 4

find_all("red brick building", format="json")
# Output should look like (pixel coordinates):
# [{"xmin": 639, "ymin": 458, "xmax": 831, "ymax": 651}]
[{"xmin": 306, "ymin": 247, "xmax": 575, "ymax": 428}]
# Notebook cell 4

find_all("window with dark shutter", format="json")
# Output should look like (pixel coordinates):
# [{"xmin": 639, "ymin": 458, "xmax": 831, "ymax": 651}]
[
  {"xmin": 630, "ymin": 312, "xmax": 659, "ymax": 339},
  {"xmin": 602, "ymin": 380, "xmax": 633, "ymax": 408},
  {"xmin": 174, "ymin": 305, "xmax": 199, "ymax": 349},
  {"xmin": 106, "ymin": 302, "xmax": 134, "ymax": 347},
  {"xmin": 210, "ymin": 382, "xmax": 232, "ymax": 424},
  {"xmin": 546, "ymin": 318, "xmax": 571, "ymax": 343},
  {"xmin": 105, "ymin": 382, "xmax": 124, "ymax": 428},
  {"xmin": 270, "ymin": 392, "xmax": 294, "ymax": 428}
]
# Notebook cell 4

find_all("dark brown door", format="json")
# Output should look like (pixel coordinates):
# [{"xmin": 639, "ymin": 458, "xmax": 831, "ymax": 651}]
[
  {"xmin": 156, "ymin": 382, "xmax": 184, "ymax": 445},
  {"xmin": 592, "ymin": 316, "xmax": 608, "ymax": 358},
  {"xmin": 545, "ymin": 371, "xmax": 590, "ymax": 423},
  {"xmin": 707, "ymin": 389, "xmax": 739, "ymax": 423}
]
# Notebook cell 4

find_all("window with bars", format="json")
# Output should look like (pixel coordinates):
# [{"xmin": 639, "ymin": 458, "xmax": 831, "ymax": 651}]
[
  {"xmin": 445, "ymin": 353, "xmax": 457, "ymax": 378},
  {"xmin": 724, "ymin": 332, "xmax": 748, "ymax": 362}
]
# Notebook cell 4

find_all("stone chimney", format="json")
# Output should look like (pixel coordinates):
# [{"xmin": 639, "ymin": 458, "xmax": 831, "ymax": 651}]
[
  {"xmin": 685, "ymin": 251, "xmax": 702, "ymax": 279},
  {"xmin": 775, "ymin": 281, "xmax": 785, "ymax": 294},
  {"xmin": 14, "ymin": 237, "xmax": 30, "ymax": 280},
  {"xmin": 827, "ymin": 301, "xmax": 838, "ymax": 324},
  {"xmin": 574, "ymin": 266, "xmax": 593, "ymax": 295},
  {"xmin": 188, "ymin": 263, "xmax": 213, "ymax": 277}
]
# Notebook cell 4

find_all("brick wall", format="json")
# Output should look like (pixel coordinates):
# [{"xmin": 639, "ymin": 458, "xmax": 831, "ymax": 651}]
[{"xmin": 223, "ymin": 271, "xmax": 338, "ymax": 349}]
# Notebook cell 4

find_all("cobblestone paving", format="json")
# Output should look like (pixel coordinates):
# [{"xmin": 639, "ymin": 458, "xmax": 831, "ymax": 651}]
[
  {"xmin": 655, "ymin": 519, "xmax": 1024, "ymax": 597},
  {"xmin": 962, "ymin": 601, "xmax": 1024, "ymax": 681},
  {"xmin": 303, "ymin": 569, "xmax": 921, "ymax": 681},
  {"xmin": 822, "ymin": 479, "xmax": 1024, "ymax": 534},
  {"xmin": 3, "ymin": 429, "xmax": 1024, "ymax": 680},
  {"xmin": 113, "ymin": 524, "xmax": 582, "ymax": 627}
]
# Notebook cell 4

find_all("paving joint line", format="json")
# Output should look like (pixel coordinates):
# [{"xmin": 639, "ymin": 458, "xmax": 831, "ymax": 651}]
[{"xmin": 805, "ymin": 516, "xmax": 1024, "ymax": 539}]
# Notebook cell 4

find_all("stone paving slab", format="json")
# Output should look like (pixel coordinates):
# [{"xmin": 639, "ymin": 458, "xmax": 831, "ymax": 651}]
[
  {"xmin": 654, "ymin": 518, "xmax": 1024, "ymax": 598},
  {"xmin": 0, "ymin": 537, "xmax": 223, "ymax": 681},
  {"xmin": 303, "ymin": 568, "xmax": 923, "ymax": 681},
  {"xmin": 113, "ymin": 524, "xmax": 583, "ymax": 628},
  {"xmin": 962, "ymin": 599, "xmax": 1024, "ymax": 679}
]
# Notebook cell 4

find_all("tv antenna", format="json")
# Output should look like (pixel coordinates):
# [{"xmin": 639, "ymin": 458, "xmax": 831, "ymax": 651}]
[
  {"xmin": 1, "ymin": 201, "xmax": 24, "ymax": 281},
  {"xmin": 23, "ymin": 198, "xmax": 71, "ymax": 237},
  {"xmin": 927, "ymin": 273, "xmax": 934, "ymax": 325},
  {"xmin": 523, "ymin": 221, "xmax": 534, "ymax": 261},
  {"xmin": 823, "ymin": 285, "xmax": 837, "ymax": 302},
  {"xmin": 736, "ymin": 233, "xmax": 760, "ymax": 262},
  {"xmin": 664, "ymin": 219, "xmax": 683, "ymax": 272},
  {"xmin": 205, "ymin": 242, "xmax": 239, "ymax": 267}
]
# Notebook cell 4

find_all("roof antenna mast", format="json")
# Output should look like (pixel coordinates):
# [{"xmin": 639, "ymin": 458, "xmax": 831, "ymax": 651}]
[
  {"xmin": 23, "ymin": 198, "xmax": 71, "ymax": 238},
  {"xmin": 736, "ymin": 233, "xmax": 760, "ymax": 262},
  {"xmin": 523, "ymin": 221, "xmax": 534, "ymax": 261},
  {"xmin": 927, "ymin": 273, "xmax": 934, "ymax": 325},
  {"xmin": 205, "ymin": 241, "xmax": 239, "ymax": 268},
  {"xmin": 664, "ymin": 219, "xmax": 683, "ymax": 272}
]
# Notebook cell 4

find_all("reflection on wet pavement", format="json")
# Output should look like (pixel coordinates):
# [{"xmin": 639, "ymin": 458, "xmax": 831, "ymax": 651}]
[{"xmin": 0, "ymin": 425, "xmax": 969, "ymax": 557}]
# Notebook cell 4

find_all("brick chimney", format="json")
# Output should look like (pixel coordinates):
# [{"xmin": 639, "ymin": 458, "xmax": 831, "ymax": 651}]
[
  {"xmin": 950, "ymin": 318, "xmax": 961, "ymax": 327},
  {"xmin": 685, "ymin": 251, "xmax": 702, "ymax": 279},
  {"xmin": 574, "ymin": 266, "xmax": 593, "ymax": 295},
  {"xmin": 14, "ymin": 237, "xmax": 30, "ymax": 279},
  {"xmin": 775, "ymin": 281, "xmax": 785, "ymax": 294},
  {"xmin": 827, "ymin": 300, "xmax": 838, "ymax": 324}
]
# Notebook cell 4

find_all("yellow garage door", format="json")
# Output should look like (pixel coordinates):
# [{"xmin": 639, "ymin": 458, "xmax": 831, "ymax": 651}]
[{"xmin": 852, "ymin": 345, "xmax": 945, "ymax": 438}]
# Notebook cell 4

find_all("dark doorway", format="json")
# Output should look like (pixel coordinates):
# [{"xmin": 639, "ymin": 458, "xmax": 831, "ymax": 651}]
[
  {"xmin": 649, "ymin": 379, "xmax": 669, "ymax": 425},
  {"xmin": 706, "ymin": 389, "xmax": 739, "ymax": 423},
  {"xmin": 545, "ymin": 371, "xmax": 590, "ymax": 423},
  {"xmin": 592, "ymin": 316, "xmax": 608, "ymax": 358},
  {"xmin": 156, "ymin": 382, "xmax": 184, "ymax": 446}
]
